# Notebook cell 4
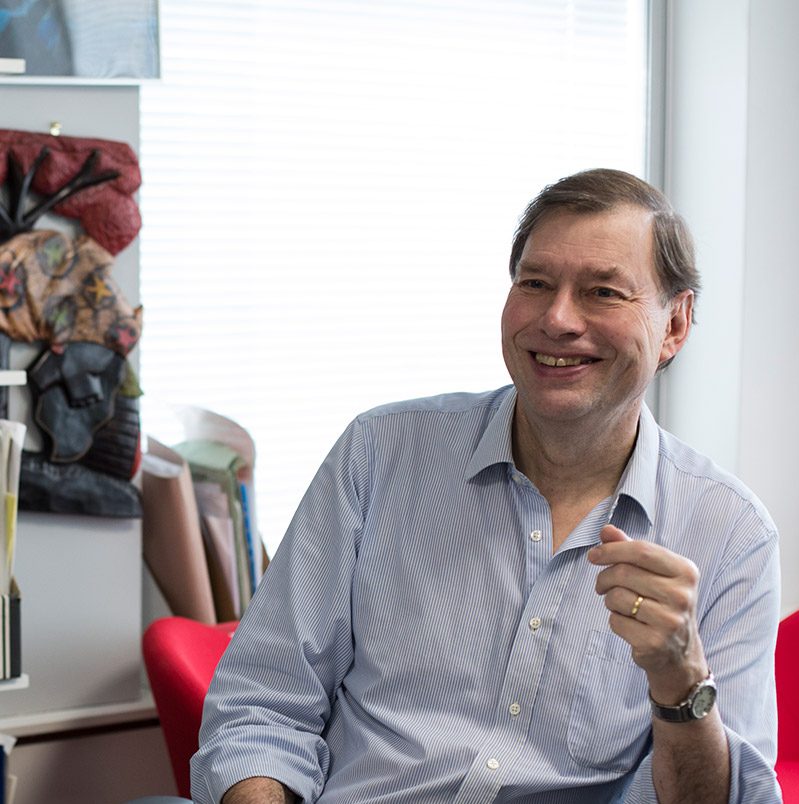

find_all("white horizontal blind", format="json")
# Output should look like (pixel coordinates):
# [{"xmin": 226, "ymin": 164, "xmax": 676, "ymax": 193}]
[{"xmin": 139, "ymin": 0, "xmax": 649, "ymax": 556}]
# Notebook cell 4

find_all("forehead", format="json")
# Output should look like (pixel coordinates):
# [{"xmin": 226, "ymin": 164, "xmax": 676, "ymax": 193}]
[{"xmin": 519, "ymin": 204, "xmax": 656, "ymax": 279}]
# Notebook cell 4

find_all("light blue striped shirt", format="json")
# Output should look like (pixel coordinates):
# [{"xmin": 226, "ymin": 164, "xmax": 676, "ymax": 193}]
[{"xmin": 192, "ymin": 386, "xmax": 782, "ymax": 803}]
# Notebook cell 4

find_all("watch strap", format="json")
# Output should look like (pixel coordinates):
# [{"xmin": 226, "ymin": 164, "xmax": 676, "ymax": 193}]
[{"xmin": 649, "ymin": 671, "xmax": 716, "ymax": 723}]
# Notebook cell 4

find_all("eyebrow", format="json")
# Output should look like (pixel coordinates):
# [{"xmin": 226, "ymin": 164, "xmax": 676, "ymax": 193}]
[{"xmin": 516, "ymin": 261, "xmax": 626, "ymax": 281}]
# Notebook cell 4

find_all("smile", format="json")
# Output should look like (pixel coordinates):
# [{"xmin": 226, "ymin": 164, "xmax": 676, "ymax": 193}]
[{"xmin": 534, "ymin": 353, "xmax": 596, "ymax": 367}]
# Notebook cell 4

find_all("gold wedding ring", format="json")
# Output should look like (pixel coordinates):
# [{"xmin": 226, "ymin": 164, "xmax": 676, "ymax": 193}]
[{"xmin": 631, "ymin": 595, "xmax": 644, "ymax": 618}]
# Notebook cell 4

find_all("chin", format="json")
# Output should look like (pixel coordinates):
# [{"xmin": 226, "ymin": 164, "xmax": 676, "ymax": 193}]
[{"xmin": 523, "ymin": 399, "xmax": 597, "ymax": 424}]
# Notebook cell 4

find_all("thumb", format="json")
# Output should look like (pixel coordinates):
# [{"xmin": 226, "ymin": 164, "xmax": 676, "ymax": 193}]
[{"xmin": 600, "ymin": 523, "xmax": 631, "ymax": 543}]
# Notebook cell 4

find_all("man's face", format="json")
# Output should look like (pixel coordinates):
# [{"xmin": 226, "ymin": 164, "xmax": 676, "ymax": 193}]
[{"xmin": 501, "ymin": 204, "xmax": 692, "ymax": 433}]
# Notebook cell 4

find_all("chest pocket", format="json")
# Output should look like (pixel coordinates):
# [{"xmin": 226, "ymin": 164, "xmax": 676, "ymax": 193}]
[{"xmin": 567, "ymin": 629, "xmax": 651, "ymax": 772}]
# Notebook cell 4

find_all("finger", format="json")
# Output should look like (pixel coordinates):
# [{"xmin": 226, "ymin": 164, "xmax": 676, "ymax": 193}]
[
  {"xmin": 599, "ymin": 523, "xmax": 630, "ymax": 544},
  {"xmin": 587, "ymin": 525, "xmax": 633, "ymax": 565},
  {"xmin": 588, "ymin": 538, "xmax": 687, "ymax": 577},
  {"xmin": 603, "ymin": 587, "xmax": 653, "ymax": 622},
  {"xmin": 594, "ymin": 562, "xmax": 678, "ymax": 599}
]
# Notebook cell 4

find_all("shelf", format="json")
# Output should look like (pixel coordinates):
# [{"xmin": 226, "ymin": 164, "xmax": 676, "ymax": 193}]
[
  {"xmin": 0, "ymin": 674, "xmax": 29, "ymax": 693},
  {"xmin": 0, "ymin": 689, "xmax": 157, "ymax": 738}
]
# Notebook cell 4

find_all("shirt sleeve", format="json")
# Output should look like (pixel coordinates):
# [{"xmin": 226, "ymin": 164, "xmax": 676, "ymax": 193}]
[
  {"xmin": 622, "ymin": 503, "xmax": 783, "ymax": 803},
  {"xmin": 190, "ymin": 417, "xmax": 369, "ymax": 804}
]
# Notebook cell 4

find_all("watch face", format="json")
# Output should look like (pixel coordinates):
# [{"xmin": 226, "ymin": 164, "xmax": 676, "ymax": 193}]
[{"xmin": 690, "ymin": 684, "xmax": 717, "ymax": 719}]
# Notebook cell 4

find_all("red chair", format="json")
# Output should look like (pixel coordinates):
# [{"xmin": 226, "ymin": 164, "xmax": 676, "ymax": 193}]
[
  {"xmin": 143, "ymin": 617, "xmax": 238, "ymax": 799},
  {"xmin": 777, "ymin": 609, "xmax": 799, "ymax": 802}
]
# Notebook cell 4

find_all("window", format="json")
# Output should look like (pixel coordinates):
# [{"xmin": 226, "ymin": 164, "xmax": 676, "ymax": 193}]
[{"xmin": 139, "ymin": 0, "xmax": 650, "ymax": 556}]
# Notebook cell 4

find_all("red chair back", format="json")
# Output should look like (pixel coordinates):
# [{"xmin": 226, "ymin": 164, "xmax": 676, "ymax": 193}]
[
  {"xmin": 143, "ymin": 617, "xmax": 238, "ymax": 798},
  {"xmin": 776, "ymin": 609, "xmax": 799, "ymax": 801},
  {"xmin": 777, "ymin": 610, "xmax": 799, "ymax": 760}
]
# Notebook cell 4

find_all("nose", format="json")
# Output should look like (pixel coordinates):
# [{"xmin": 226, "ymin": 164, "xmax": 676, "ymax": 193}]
[{"xmin": 540, "ymin": 289, "xmax": 586, "ymax": 338}]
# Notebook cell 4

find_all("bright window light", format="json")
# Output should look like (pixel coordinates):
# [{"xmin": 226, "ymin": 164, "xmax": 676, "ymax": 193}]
[{"xmin": 139, "ymin": 0, "xmax": 649, "ymax": 556}]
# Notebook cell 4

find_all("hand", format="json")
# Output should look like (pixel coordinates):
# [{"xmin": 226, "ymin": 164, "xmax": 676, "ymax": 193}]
[{"xmin": 587, "ymin": 524, "xmax": 707, "ymax": 703}]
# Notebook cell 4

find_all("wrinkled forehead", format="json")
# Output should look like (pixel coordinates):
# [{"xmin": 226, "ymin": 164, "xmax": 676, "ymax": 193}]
[
  {"xmin": 527, "ymin": 201, "xmax": 656, "ymax": 236},
  {"xmin": 520, "ymin": 203, "xmax": 657, "ymax": 268}
]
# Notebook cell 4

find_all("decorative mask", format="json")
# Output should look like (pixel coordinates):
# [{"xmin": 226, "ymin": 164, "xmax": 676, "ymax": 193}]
[{"xmin": 0, "ymin": 128, "xmax": 143, "ymax": 517}]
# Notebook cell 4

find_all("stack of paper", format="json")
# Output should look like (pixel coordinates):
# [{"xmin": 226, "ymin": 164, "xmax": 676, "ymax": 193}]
[
  {"xmin": 141, "ymin": 408, "xmax": 266, "ymax": 624},
  {"xmin": 0, "ymin": 421, "xmax": 24, "ymax": 598},
  {"xmin": 141, "ymin": 439, "xmax": 217, "ymax": 624},
  {"xmin": 0, "ymin": 420, "xmax": 25, "ymax": 680}
]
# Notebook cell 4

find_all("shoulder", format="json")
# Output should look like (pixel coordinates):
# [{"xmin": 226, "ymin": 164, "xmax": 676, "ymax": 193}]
[
  {"xmin": 348, "ymin": 386, "xmax": 514, "ymax": 473},
  {"xmin": 656, "ymin": 426, "xmax": 777, "ymax": 540},
  {"xmin": 355, "ymin": 386, "xmax": 512, "ymax": 427}
]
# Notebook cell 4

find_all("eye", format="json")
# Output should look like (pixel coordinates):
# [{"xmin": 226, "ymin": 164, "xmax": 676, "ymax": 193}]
[
  {"xmin": 593, "ymin": 287, "xmax": 620, "ymax": 299},
  {"xmin": 518, "ymin": 278, "xmax": 547, "ymax": 290}
]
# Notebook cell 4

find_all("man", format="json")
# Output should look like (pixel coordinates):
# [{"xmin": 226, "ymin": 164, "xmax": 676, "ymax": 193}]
[{"xmin": 191, "ymin": 169, "xmax": 782, "ymax": 803}]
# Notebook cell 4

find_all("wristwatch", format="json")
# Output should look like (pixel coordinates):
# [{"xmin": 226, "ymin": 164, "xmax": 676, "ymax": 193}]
[{"xmin": 649, "ymin": 672, "xmax": 717, "ymax": 722}]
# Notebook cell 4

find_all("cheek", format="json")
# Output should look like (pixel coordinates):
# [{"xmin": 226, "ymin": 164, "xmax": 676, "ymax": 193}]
[
  {"xmin": 501, "ymin": 295, "xmax": 530, "ymax": 337},
  {"xmin": 616, "ymin": 310, "xmax": 667, "ymax": 354}
]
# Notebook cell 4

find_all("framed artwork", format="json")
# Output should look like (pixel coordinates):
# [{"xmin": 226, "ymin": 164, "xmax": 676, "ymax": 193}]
[{"xmin": 0, "ymin": 0, "xmax": 160, "ymax": 83}]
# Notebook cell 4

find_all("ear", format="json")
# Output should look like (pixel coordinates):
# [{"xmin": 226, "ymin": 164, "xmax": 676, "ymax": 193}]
[{"xmin": 658, "ymin": 290, "xmax": 693, "ymax": 364}]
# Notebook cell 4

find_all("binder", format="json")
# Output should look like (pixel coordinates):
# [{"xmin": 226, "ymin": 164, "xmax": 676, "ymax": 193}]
[{"xmin": 0, "ymin": 578, "xmax": 20, "ymax": 680}]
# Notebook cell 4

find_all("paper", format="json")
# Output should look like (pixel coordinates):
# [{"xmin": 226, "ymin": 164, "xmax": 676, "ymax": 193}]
[
  {"xmin": 0, "ymin": 420, "xmax": 26, "ymax": 596},
  {"xmin": 141, "ymin": 437, "xmax": 217, "ymax": 624},
  {"xmin": 194, "ymin": 479, "xmax": 240, "ymax": 620},
  {"xmin": 176, "ymin": 405, "xmax": 265, "ymax": 583},
  {"xmin": 174, "ymin": 438, "xmax": 253, "ymax": 613}
]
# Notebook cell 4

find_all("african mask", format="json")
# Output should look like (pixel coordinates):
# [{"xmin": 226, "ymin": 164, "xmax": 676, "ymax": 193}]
[{"xmin": 0, "ymin": 128, "xmax": 143, "ymax": 517}]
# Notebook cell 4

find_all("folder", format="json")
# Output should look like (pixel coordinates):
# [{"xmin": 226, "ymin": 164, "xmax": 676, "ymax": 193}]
[
  {"xmin": 141, "ymin": 438, "xmax": 217, "ymax": 624},
  {"xmin": 175, "ymin": 405, "xmax": 266, "ymax": 585},
  {"xmin": 193, "ymin": 479, "xmax": 240, "ymax": 621}
]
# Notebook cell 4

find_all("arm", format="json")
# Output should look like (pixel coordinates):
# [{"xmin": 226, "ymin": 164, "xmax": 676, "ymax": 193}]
[
  {"xmin": 594, "ymin": 524, "xmax": 728, "ymax": 804},
  {"xmin": 222, "ymin": 777, "xmax": 297, "ymax": 803},
  {"xmin": 190, "ymin": 419, "xmax": 368, "ymax": 804},
  {"xmin": 589, "ymin": 521, "xmax": 780, "ymax": 804}
]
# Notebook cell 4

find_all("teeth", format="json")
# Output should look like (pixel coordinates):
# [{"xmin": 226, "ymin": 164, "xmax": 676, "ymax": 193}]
[{"xmin": 535, "ymin": 354, "xmax": 587, "ymax": 367}]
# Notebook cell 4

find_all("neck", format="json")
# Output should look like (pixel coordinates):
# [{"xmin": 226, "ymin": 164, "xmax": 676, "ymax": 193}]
[{"xmin": 512, "ymin": 404, "xmax": 640, "ymax": 503}]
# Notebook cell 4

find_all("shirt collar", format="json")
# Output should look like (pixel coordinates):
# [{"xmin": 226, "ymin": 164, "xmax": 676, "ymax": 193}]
[
  {"xmin": 464, "ymin": 385, "xmax": 517, "ymax": 479},
  {"xmin": 465, "ymin": 386, "xmax": 659, "ymax": 527},
  {"xmin": 610, "ymin": 402, "xmax": 659, "ymax": 526}
]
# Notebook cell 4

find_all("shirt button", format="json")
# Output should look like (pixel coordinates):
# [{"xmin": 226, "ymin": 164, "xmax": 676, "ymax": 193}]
[
  {"xmin": 529, "ymin": 617, "xmax": 542, "ymax": 631},
  {"xmin": 512, "ymin": 473, "xmax": 523, "ymax": 484},
  {"xmin": 486, "ymin": 757, "xmax": 500, "ymax": 770},
  {"xmin": 530, "ymin": 529, "xmax": 542, "ymax": 542},
  {"xmin": 508, "ymin": 702, "xmax": 521, "ymax": 717}
]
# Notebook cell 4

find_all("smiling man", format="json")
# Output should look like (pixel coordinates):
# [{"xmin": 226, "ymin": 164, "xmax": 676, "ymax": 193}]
[{"xmin": 192, "ymin": 169, "xmax": 782, "ymax": 804}]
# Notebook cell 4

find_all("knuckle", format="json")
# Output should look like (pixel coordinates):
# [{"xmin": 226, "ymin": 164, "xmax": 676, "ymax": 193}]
[
  {"xmin": 612, "ymin": 564, "xmax": 632, "ymax": 586},
  {"xmin": 684, "ymin": 559, "xmax": 700, "ymax": 584},
  {"xmin": 670, "ymin": 588, "xmax": 691, "ymax": 611},
  {"xmin": 639, "ymin": 541, "xmax": 657, "ymax": 561}
]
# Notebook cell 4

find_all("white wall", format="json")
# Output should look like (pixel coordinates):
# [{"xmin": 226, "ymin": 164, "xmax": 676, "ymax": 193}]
[
  {"xmin": 738, "ymin": 1, "xmax": 799, "ymax": 616},
  {"xmin": 659, "ymin": 0, "xmax": 798, "ymax": 616}
]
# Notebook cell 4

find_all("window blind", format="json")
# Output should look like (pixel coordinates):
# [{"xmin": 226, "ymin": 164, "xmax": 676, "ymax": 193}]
[{"xmin": 139, "ymin": 0, "xmax": 649, "ymax": 556}]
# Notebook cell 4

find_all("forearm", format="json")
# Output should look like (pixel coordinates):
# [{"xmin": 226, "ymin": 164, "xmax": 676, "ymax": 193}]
[
  {"xmin": 646, "ymin": 655, "xmax": 730, "ymax": 804},
  {"xmin": 650, "ymin": 711, "xmax": 729, "ymax": 804},
  {"xmin": 222, "ymin": 776, "xmax": 298, "ymax": 804}
]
